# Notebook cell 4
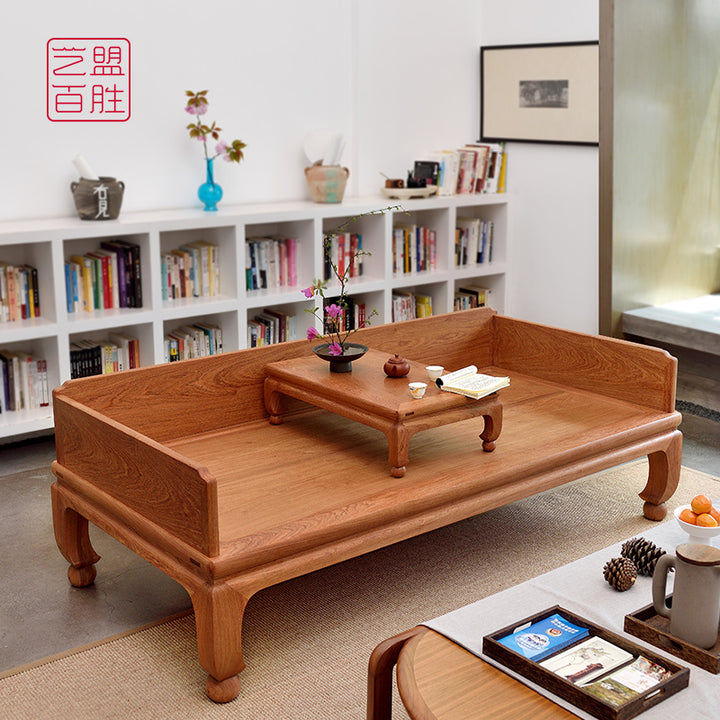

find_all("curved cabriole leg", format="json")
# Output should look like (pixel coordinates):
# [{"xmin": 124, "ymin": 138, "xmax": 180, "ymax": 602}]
[
  {"xmin": 51, "ymin": 482, "xmax": 101, "ymax": 587},
  {"xmin": 190, "ymin": 581, "xmax": 251, "ymax": 703},
  {"xmin": 480, "ymin": 400, "xmax": 503, "ymax": 452},
  {"xmin": 639, "ymin": 429, "xmax": 683, "ymax": 521}
]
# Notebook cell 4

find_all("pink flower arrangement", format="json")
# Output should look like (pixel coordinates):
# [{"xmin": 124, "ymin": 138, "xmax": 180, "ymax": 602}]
[
  {"xmin": 301, "ymin": 211, "xmax": 404, "ymax": 355},
  {"xmin": 185, "ymin": 90, "xmax": 247, "ymax": 163}
]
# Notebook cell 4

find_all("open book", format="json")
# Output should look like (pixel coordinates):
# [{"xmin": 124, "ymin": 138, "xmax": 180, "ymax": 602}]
[{"xmin": 435, "ymin": 365, "xmax": 509, "ymax": 400}]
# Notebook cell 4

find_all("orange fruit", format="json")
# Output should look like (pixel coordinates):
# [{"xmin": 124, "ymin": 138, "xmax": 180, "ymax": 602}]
[
  {"xmin": 691, "ymin": 494, "xmax": 712, "ymax": 514},
  {"xmin": 709, "ymin": 506, "xmax": 720, "ymax": 524},
  {"xmin": 697, "ymin": 513, "xmax": 719, "ymax": 528},
  {"xmin": 679, "ymin": 508, "xmax": 698, "ymax": 525}
]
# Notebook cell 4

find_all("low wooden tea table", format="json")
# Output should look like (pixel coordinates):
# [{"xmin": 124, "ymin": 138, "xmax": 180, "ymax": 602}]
[{"xmin": 264, "ymin": 349, "xmax": 503, "ymax": 477}]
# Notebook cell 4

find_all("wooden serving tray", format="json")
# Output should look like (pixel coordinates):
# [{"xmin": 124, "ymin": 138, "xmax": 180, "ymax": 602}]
[
  {"xmin": 483, "ymin": 605, "xmax": 689, "ymax": 720},
  {"xmin": 624, "ymin": 598, "xmax": 720, "ymax": 674}
]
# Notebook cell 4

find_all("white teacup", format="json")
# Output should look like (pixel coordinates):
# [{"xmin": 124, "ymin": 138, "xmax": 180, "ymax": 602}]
[
  {"xmin": 409, "ymin": 382, "xmax": 427, "ymax": 399},
  {"xmin": 426, "ymin": 365, "xmax": 444, "ymax": 381}
]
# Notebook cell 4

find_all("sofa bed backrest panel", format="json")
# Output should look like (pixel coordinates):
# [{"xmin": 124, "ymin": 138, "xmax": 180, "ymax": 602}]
[
  {"xmin": 54, "ymin": 308, "xmax": 497, "ymax": 442},
  {"xmin": 353, "ymin": 307, "xmax": 496, "ymax": 370},
  {"xmin": 53, "ymin": 395, "xmax": 220, "ymax": 556},
  {"xmin": 54, "ymin": 340, "xmax": 314, "ymax": 442},
  {"xmin": 492, "ymin": 315, "xmax": 677, "ymax": 412}
]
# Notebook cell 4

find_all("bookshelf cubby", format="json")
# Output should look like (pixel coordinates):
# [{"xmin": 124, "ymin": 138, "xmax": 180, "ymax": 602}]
[{"xmin": 0, "ymin": 193, "xmax": 510, "ymax": 440}]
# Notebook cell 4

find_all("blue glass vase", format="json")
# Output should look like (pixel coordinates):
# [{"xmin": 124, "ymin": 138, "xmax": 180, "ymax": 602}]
[{"xmin": 198, "ymin": 158, "xmax": 223, "ymax": 211}]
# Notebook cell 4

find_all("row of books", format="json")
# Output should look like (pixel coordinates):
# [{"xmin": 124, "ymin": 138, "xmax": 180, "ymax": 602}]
[
  {"xmin": 162, "ymin": 240, "xmax": 221, "ymax": 301},
  {"xmin": 248, "ymin": 309, "xmax": 298, "ymax": 347},
  {"xmin": 70, "ymin": 333, "xmax": 140, "ymax": 379},
  {"xmin": 246, "ymin": 236, "xmax": 299, "ymax": 291},
  {"xmin": 323, "ymin": 233, "xmax": 364, "ymax": 281},
  {"xmin": 454, "ymin": 285, "xmax": 492, "ymax": 311},
  {"xmin": 428, "ymin": 143, "xmax": 506, "ymax": 196},
  {"xmin": 65, "ymin": 239, "xmax": 143, "ymax": 313},
  {"xmin": 391, "ymin": 291, "xmax": 434, "ymax": 323},
  {"xmin": 456, "ymin": 218, "xmax": 494, "ymax": 266},
  {"xmin": 164, "ymin": 322, "xmax": 223, "ymax": 362},
  {"xmin": 0, "ymin": 262, "xmax": 40, "ymax": 323},
  {"xmin": 0, "ymin": 350, "xmax": 50, "ymax": 412},
  {"xmin": 496, "ymin": 612, "xmax": 672, "ymax": 708},
  {"xmin": 392, "ymin": 224, "xmax": 437, "ymax": 276}
]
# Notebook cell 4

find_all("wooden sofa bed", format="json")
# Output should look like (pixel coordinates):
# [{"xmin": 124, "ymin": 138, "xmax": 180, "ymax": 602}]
[{"xmin": 50, "ymin": 308, "xmax": 682, "ymax": 702}]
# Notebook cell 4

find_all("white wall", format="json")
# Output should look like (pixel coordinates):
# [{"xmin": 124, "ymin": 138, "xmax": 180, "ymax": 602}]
[
  {"xmin": 4, "ymin": 0, "xmax": 599, "ymax": 333},
  {"xmin": 480, "ymin": 0, "xmax": 599, "ymax": 333}
]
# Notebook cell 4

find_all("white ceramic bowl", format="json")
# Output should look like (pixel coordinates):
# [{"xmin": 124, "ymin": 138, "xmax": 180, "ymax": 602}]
[
  {"xmin": 426, "ymin": 365, "xmax": 444, "ymax": 381},
  {"xmin": 408, "ymin": 382, "xmax": 427, "ymax": 399},
  {"xmin": 674, "ymin": 502, "xmax": 720, "ymax": 545}
]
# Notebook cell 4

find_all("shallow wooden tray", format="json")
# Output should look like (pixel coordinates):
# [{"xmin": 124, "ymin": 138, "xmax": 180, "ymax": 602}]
[
  {"xmin": 624, "ymin": 598, "xmax": 720, "ymax": 674},
  {"xmin": 483, "ymin": 605, "xmax": 689, "ymax": 720}
]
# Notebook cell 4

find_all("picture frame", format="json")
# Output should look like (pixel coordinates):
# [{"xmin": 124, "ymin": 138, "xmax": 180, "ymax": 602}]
[{"xmin": 480, "ymin": 41, "xmax": 599, "ymax": 146}]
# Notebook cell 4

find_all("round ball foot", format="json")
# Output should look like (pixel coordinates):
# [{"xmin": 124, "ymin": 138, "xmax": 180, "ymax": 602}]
[
  {"xmin": 642, "ymin": 501, "xmax": 667, "ymax": 521},
  {"xmin": 268, "ymin": 415, "xmax": 283, "ymax": 425},
  {"xmin": 482, "ymin": 440, "xmax": 496, "ymax": 452},
  {"xmin": 67, "ymin": 564, "xmax": 97, "ymax": 587},
  {"xmin": 206, "ymin": 674, "xmax": 241, "ymax": 703},
  {"xmin": 391, "ymin": 465, "xmax": 406, "ymax": 478}
]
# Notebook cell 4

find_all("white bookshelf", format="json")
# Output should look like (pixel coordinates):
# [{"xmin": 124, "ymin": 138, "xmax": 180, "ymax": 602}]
[{"xmin": 0, "ymin": 193, "xmax": 510, "ymax": 440}]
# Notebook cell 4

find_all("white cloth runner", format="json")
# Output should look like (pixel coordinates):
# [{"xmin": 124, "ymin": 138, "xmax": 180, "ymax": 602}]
[{"xmin": 424, "ymin": 521, "xmax": 719, "ymax": 719}]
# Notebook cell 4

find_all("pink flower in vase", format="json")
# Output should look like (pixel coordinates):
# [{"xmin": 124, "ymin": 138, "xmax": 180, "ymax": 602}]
[
  {"xmin": 325, "ymin": 304, "xmax": 343, "ymax": 319},
  {"xmin": 302, "ymin": 286, "xmax": 315, "ymax": 299},
  {"xmin": 328, "ymin": 342, "xmax": 343, "ymax": 356},
  {"xmin": 307, "ymin": 327, "xmax": 320, "ymax": 341}
]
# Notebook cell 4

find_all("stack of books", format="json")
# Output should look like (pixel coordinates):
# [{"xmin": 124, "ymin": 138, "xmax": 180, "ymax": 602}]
[
  {"xmin": 164, "ymin": 322, "xmax": 222, "ymax": 362},
  {"xmin": 427, "ymin": 143, "xmax": 507, "ymax": 196},
  {"xmin": 393, "ymin": 224, "xmax": 437, "ymax": 276},
  {"xmin": 161, "ymin": 240, "xmax": 220, "ymax": 301},
  {"xmin": 455, "ymin": 217, "xmax": 494, "ymax": 266},
  {"xmin": 65, "ymin": 239, "xmax": 143, "ymax": 312},
  {"xmin": 0, "ymin": 262, "xmax": 40, "ymax": 322},
  {"xmin": 69, "ymin": 333, "xmax": 140, "ymax": 378},
  {"xmin": 0, "ymin": 349, "xmax": 50, "ymax": 412},
  {"xmin": 246, "ymin": 236, "xmax": 299, "ymax": 291}
]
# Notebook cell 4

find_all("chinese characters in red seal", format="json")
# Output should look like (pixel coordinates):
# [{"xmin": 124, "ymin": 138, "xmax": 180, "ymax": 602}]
[{"xmin": 47, "ymin": 38, "xmax": 131, "ymax": 122}]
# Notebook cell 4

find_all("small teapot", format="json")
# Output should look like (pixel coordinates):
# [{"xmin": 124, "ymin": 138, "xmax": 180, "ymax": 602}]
[
  {"xmin": 383, "ymin": 354, "xmax": 410, "ymax": 378},
  {"xmin": 652, "ymin": 543, "xmax": 720, "ymax": 648}
]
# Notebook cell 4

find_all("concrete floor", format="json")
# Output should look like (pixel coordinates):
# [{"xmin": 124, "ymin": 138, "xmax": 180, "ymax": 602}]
[{"xmin": 1, "ymin": 411, "xmax": 719, "ymax": 673}]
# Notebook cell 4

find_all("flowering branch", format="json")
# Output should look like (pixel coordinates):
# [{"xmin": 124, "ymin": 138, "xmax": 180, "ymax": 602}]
[
  {"xmin": 185, "ymin": 90, "xmax": 247, "ymax": 164},
  {"xmin": 302, "ymin": 207, "xmax": 402, "ymax": 355}
]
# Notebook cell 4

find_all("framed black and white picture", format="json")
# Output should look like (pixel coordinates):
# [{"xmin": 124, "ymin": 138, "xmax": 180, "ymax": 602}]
[{"xmin": 480, "ymin": 41, "xmax": 599, "ymax": 146}]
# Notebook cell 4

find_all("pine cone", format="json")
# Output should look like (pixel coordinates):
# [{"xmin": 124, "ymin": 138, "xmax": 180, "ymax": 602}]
[
  {"xmin": 621, "ymin": 537, "xmax": 666, "ymax": 577},
  {"xmin": 603, "ymin": 556, "xmax": 637, "ymax": 591}
]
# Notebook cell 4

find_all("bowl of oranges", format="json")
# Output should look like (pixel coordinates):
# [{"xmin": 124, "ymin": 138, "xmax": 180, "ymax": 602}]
[{"xmin": 674, "ymin": 494, "xmax": 720, "ymax": 545}]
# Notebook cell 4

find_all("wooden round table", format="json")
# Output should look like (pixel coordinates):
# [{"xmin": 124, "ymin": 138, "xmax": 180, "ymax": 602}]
[{"xmin": 368, "ymin": 627, "xmax": 576, "ymax": 720}]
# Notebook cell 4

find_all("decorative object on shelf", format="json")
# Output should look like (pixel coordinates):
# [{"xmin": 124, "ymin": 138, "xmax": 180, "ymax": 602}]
[
  {"xmin": 602, "ymin": 556, "xmax": 637, "ymax": 591},
  {"xmin": 381, "ymin": 184, "xmax": 437, "ymax": 200},
  {"xmin": 383, "ymin": 354, "xmax": 410, "ymax": 378},
  {"xmin": 311, "ymin": 341, "xmax": 368, "ymax": 373},
  {"xmin": 185, "ymin": 90, "xmax": 246, "ymax": 212},
  {"xmin": 305, "ymin": 163, "xmax": 349, "ymax": 203},
  {"xmin": 620, "ymin": 537, "xmax": 666, "ymax": 577},
  {"xmin": 197, "ymin": 158, "xmax": 223, "ymax": 212},
  {"xmin": 303, "ymin": 130, "xmax": 348, "ymax": 203},
  {"xmin": 303, "ymin": 208, "xmax": 398, "ymax": 370},
  {"xmin": 653, "ymin": 543, "xmax": 720, "ymax": 649},
  {"xmin": 70, "ymin": 155, "xmax": 124, "ymax": 220}
]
